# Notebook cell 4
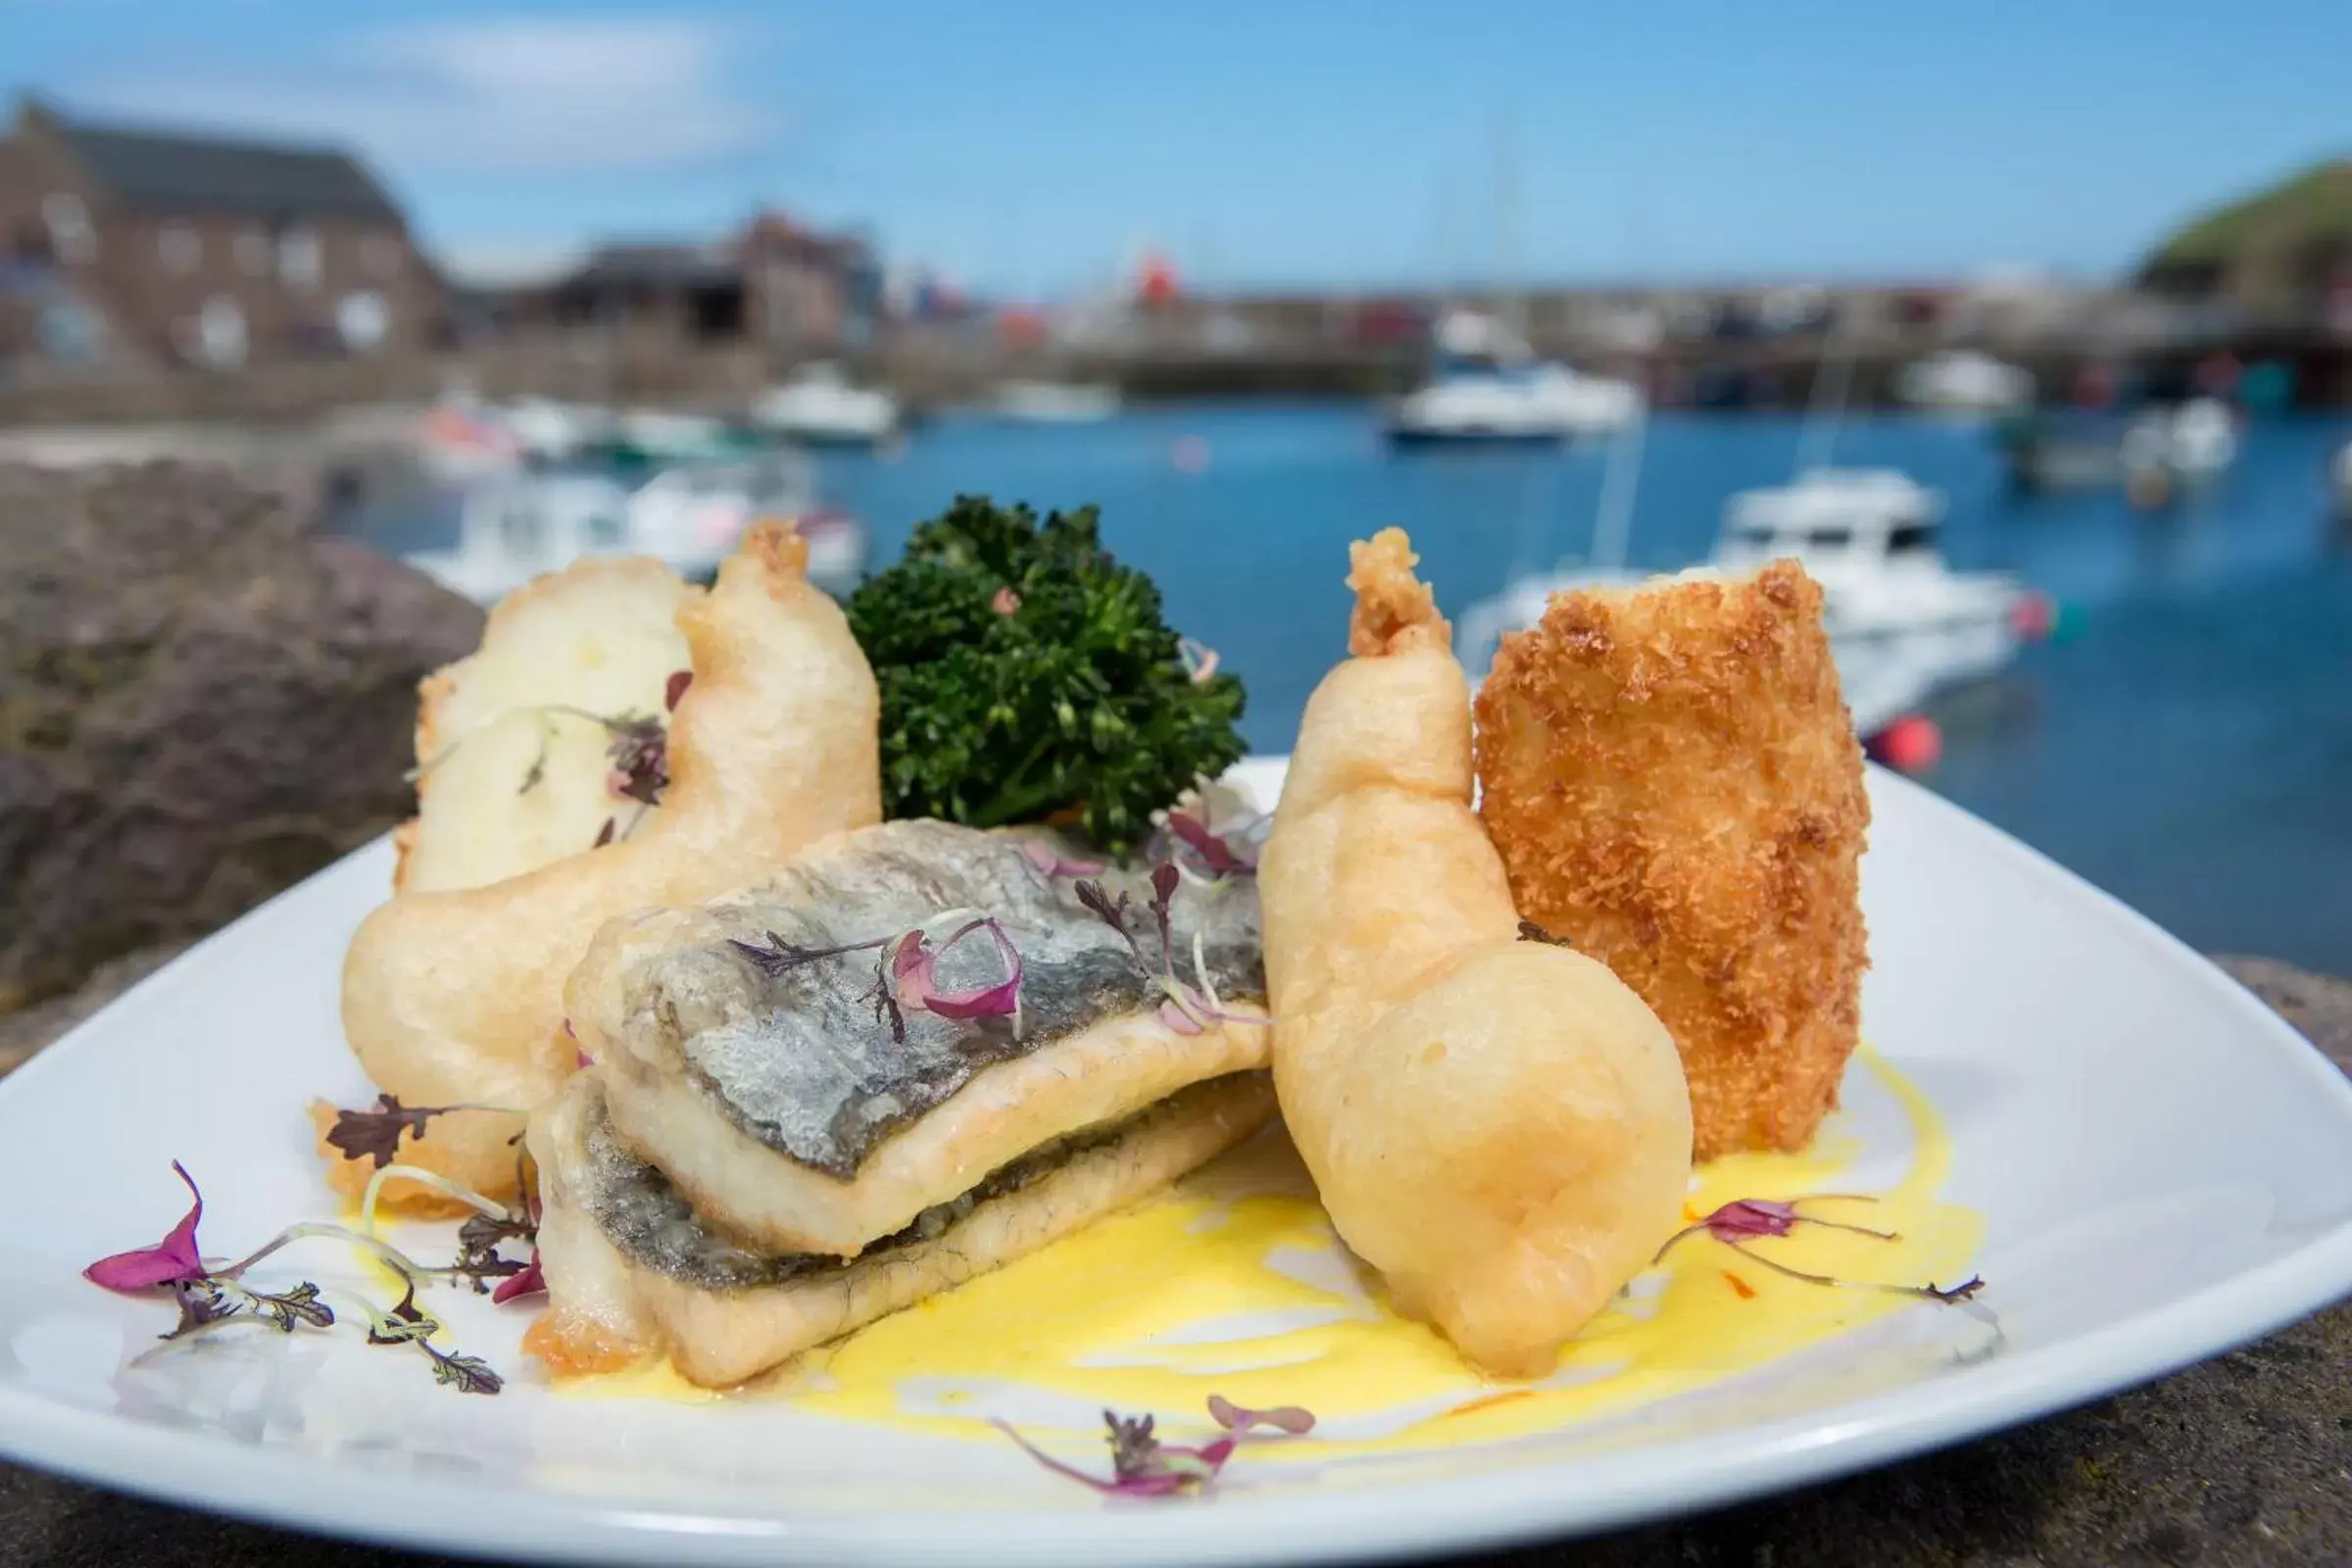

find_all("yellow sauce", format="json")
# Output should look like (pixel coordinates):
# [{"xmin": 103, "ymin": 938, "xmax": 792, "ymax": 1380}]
[{"xmin": 565, "ymin": 1049, "xmax": 1980, "ymax": 1456}]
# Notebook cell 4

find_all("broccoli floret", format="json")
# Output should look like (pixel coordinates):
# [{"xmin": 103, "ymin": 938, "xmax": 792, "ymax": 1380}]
[{"xmin": 845, "ymin": 496, "xmax": 1245, "ymax": 854}]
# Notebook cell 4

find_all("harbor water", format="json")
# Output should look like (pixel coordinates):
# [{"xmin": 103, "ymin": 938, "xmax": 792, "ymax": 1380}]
[{"xmin": 814, "ymin": 404, "xmax": 2352, "ymax": 974}]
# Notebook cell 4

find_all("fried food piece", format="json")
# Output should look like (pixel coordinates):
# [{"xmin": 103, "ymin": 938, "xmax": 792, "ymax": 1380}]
[
  {"xmin": 333, "ymin": 524, "xmax": 881, "ymax": 1205},
  {"xmin": 525, "ymin": 1065, "xmax": 1276, "ymax": 1388},
  {"xmin": 1473, "ymin": 561, "xmax": 1869, "ymax": 1159},
  {"xmin": 1258, "ymin": 528, "xmax": 1691, "ymax": 1378}
]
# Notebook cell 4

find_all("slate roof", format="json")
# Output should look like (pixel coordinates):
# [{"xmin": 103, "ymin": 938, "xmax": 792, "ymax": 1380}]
[{"xmin": 48, "ymin": 112, "xmax": 402, "ymax": 225}]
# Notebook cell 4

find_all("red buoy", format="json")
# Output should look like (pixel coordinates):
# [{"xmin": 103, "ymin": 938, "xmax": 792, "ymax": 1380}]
[
  {"xmin": 2009, "ymin": 591, "xmax": 2056, "ymax": 641},
  {"xmin": 1867, "ymin": 714, "xmax": 1942, "ymax": 775}
]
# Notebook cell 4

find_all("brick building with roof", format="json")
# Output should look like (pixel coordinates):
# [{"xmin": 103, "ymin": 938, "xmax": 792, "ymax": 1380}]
[{"xmin": 0, "ymin": 97, "xmax": 442, "ymax": 370}]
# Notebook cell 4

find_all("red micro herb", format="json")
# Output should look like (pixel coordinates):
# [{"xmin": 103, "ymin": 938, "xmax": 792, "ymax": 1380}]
[
  {"xmin": 1656, "ymin": 1196, "xmax": 1984, "ymax": 1305},
  {"xmin": 323, "ymin": 1096, "xmax": 514, "ymax": 1170},
  {"xmin": 84, "ymin": 1163, "xmax": 510, "ymax": 1395},
  {"xmin": 996, "ymin": 1395, "xmax": 1316, "ymax": 1498},
  {"xmin": 663, "ymin": 669, "xmax": 693, "ymax": 711}
]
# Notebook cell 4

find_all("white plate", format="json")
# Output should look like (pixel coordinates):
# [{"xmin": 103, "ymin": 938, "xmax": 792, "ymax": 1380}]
[{"xmin": 2, "ymin": 757, "xmax": 2349, "ymax": 1566}]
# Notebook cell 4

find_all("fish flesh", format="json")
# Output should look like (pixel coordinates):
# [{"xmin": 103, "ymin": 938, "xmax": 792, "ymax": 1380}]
[
  {"xmin": 527, "ymin": 1068, "xmax": 1275, "ymax": 1386},
  {"xmin": 532, "ymin": 816, "xmax": 1277, "ymax": 1383},
  {"xmin": 569, "ymin": 818, "xmax": 1269, "ymax": 1257}
]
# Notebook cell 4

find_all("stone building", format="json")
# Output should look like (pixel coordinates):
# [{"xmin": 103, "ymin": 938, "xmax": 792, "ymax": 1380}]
[
  {"xmin": 537, "ymin": 211, "xmax": 882, "ymax": 358},
  {"xmin": 0, "ymin": 97, "xmax": 441, "ymax": 370}
]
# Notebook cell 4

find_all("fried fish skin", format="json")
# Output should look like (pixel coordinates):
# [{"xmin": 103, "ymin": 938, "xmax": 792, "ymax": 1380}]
[
  {"xmin": 1260, "ymin": 528, "xmax": 1691, "ymax": 1378},
  {"xmin": 1473, "ymin": 561, "xmax": 1870, "ymax": 1159}
]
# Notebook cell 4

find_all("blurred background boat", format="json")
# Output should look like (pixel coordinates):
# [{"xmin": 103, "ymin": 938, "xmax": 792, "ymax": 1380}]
[
  {"xmin": 398, "ymin": 451, "xmax": 863, "ymax": 605},
  {"xmin": 751, "ymin": 363, "xmax": 903, "ymax": 447},
  {"xmin": 987, "ymin": 379, "xmax": 1122, "ymax": 423},
  {"xmin": 1385, "ymin": 309, "xmax": 1644, "ymax": 444},
  {"xmin": 1896, "ymin": 349, "xmax": 2034, "ymax": 416}
]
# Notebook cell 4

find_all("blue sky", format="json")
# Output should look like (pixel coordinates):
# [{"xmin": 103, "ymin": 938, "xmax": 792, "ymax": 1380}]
[{"xmin": 4, "ymin": 1, "xmax": 2345, "ymax": 294}]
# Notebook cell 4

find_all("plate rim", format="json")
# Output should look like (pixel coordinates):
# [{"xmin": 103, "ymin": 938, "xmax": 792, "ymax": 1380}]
[{"xmin": 2, "ymin": 760, "xmax": 2349, "ymax": 1564}]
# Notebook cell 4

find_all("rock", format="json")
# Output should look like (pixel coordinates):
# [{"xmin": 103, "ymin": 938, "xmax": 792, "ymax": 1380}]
[{"xmin": 0, "ymin": 462, "xmax": 479, "ymax": 1014}]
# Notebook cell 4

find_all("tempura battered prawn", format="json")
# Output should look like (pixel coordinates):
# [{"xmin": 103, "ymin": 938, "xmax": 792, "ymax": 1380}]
[
  {"xmin": 1258, "ymin": 528, "xmax": 1691, "ymax": 1377},
  {"xmin": 327, "ymin": 524, "xmax": 880, "ymax": 1205},
  {"xmin": 1473, "ymin": 563, "xmax": 1869, "ymax": 1158}
]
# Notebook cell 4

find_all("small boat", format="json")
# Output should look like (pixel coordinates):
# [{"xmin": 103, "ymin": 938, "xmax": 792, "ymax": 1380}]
[
  {"xmin": 405, "ymin": 454, "xmax": 865, "ymax": 606},
  {"xmin": 1456, "ymin": 468, "xmax": 2046, "ymax": 737},
  {"xmin": 987, "ymin": 379, "xmax": 1122, "ymax": 423},
  {"xmin": 597, "ymin": 410, "xmax": 760, "ymax": 469},
  {"xmin": 2121, "ymin": 397, "xmax": 2238, "ymax": 508},
  {"xmin": 750, "ymin": 363, "xmax": 902, "ymax": 447},
  {"xmin": 1896, "ymin": 350, "xmax": 2033, "ymax": 416},
  {"xmin": 1998, "ymin": 408, "xmax": 2129, "ymax": 494},
  {"xmin": 1385, "ymin": 310, "xmax": 1643, "ymax": 444}
]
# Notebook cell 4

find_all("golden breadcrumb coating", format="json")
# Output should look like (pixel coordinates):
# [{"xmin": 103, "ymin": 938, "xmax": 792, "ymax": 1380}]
[{"xmin": 1473, "ymin": 562, "xmax": 1869, "ymax": 1159}]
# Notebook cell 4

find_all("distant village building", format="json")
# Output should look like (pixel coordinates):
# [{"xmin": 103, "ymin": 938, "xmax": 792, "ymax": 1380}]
[
  {"xmin": 0, "ymin": 97, "xmax": 440, "ymax": 371},
  {"xmin": 535, "ymin": 211, "xmax": 882, "ymax": 357}
]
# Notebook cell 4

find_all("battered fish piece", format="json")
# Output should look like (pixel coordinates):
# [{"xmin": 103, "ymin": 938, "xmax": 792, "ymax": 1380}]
[
  {"xmin": 331, "ymin": 524, "xmax": 880, "ymax": 1205},
  {"xmin": 1473, "ymin": 561, "xmax": 1870, "ymax": 1158},
  {"xmin": 1258, "ymin": 529, "xmax": 1691, "ymax": 1378},
  {"xmin": 526, "ymin": 1069, "xmax": 1276, "ymax": 1387}
]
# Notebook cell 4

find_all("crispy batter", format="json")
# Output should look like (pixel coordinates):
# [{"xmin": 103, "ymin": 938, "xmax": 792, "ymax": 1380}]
[{"xmin": 1473, "ymin": 562, "xmax": 1869, "ymax": 1159}]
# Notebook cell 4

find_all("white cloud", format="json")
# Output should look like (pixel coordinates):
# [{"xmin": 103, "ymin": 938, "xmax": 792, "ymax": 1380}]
[{"xmin": 66, "ymin": 15, "xmax": 777, "ymax": 177}]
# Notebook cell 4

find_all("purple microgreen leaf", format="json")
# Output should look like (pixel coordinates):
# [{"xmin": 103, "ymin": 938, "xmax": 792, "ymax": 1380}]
[
  {"xmin": 1156, "ymin": 997, "xmax": 1205, "ymax": 1036},
  {"xmin": 84, "ymin": 1161, "xmax": 205, "ymax": 1291},
  {"xmin": 992, "ymin": 1420, "xmax": 1186, "ymax": 1497},
  {"xmin": 1167, "ymin": 811, "xmax": 1252, "ymax": 875},
  {"xmin": 1206, "ymin": 1395, "xmax": 1316, "ymax": 1437},
  {"xmin": 593, "ymin": 816, "xmax": 616, "ymax": 849},
  {"xmin": 1516, "ymin": 918, "xmax": 1571, "ymax": 947},
  {"xmin": 727, "ymin": 930, "xmax": 891, "ymax": 978},
  {"xmin": 902, "ymin": 918, "xmax": 1025, "ymax": 1024},
  {"xmin": 1021, "ymin": 840, "xmax": 1105, "ymax": 879},
  {"xmin": 603, "ymin": 715, "xmax": 669, "ymax": 808},
  {"xmin": 490, "ymin": 1249, "xmax": 546, "ymax": 1304},
  {"xmin": 367, "ymin": 1283, "xmax": 438, "ymax": 1345},
  {"xmin": 323, "ymin": 1097, "xmax": 475, "ymax": 1170},
  {"xmin": 424, "ymin": 1345, "xmax": 505, "ymax": 1396},
  {"xmin": 1652, "ymin": 1194, "xmax": 1972, "ymax": 1305},
  {"xmin": 164, "ymin": 1279, "xmax": 236, "ymax": 1339},
  {"xmin": 663, "ymin": 669, "xmax": 693, "ymax": 711},
  {"xmin": 244, "ymin": 1280, "xmax": 334, "ymax": 1333},
  {"xmin": 1071, "ymin": 878, "xmax": 1140, "ymax": 956}
]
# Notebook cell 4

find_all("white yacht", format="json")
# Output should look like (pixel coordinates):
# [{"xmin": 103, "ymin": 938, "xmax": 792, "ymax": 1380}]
[
  {"xmin": 1455, "ymin": 469, "xmax": 2040, "ymax": 737},
  {"xmin": 1895, "ymin": 350, "xmax": 2034, "ymax": 415},
  {"xmin": 750, "ymin": 362, "xmax": 902, "ymax": 447},
  {"xmin": 405, "ymin": 455, "xmax": 865, "ymax": 606},
  {"xmin": 1387, "ymin": 310, "xmax": 1643, "ymax": 444},
  {"xmin": 2121, "ymin": 397, "xmax": 2238, "ymax": 500},
  {"xmin": 988, "ymin": 379, "xmax": 1123, "ymax": 423}
]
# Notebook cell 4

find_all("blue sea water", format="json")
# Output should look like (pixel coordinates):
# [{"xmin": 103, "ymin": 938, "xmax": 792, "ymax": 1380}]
[{"xmin": 816, "ymin": 404, "xmax": 2352, "ymax": 974}]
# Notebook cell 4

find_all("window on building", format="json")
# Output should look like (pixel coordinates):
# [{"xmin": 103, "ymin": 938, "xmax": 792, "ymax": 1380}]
[
  {"xmin": 278, "ymin": 227, "xmax": 321, "ymax": 289},
  {"xmin": 336, "ymin": 290, "xmax": 390, "ymax": 352},
  {"xmin": 159, "ymin": 226, "xmax": 201, "ymax": 273},
  {"xmin": 189, "ymin": 297, "xmax": 247, "ymax": 369},
  {"xmin": 235, "ymin": 229, "xmax": 270, "ymax": 274},
  {"xmin": 42, "ymin": 195, "xmax": 94, "ymax": 264}
]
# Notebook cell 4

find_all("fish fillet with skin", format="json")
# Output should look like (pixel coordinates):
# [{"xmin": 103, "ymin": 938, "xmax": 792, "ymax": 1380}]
[
  {"xmin": 529, "ymin": 819, "xmax": 1277, "ymax": 1384},
  {"xmin": 330, "ymin": 524, "xmax": 880, "ymax": 1205},
  {"xmin": 1258, "ymin": 528, "xmax": 1693, "ymax": 1377}
]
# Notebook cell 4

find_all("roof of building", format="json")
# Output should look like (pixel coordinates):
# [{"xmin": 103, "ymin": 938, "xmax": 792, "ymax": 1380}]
[
  {"xmin": 564, "ymin": 242, "xmax": 742, "ymax": 290},
  {"xmin": 29, "ymin": 103, "xmax": 404, "ymax": 225}
]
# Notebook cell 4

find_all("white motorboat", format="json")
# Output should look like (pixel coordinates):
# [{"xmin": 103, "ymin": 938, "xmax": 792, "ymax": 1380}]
[
  {"xmin": 405, "ymin": 454, "xmax": 865, "ymax": 606},
  {"xmin": 988, "ymin": 379, "xmax": 1122, "ymax": 422},
  {"xmin": 2121, "ymin": 397, "xmax": 2238, "ymax": 503},
  {"xmin": 1387, "ymin": 310, "xmax": 1643, "ymax": 444},
  {"xmin": 750, "ymin": 362, "xmax": 902, "ymax": 447},
  {"xmin": 1456, "ymin": 468, "xmax": 2044, "ymax": 737},
  {"xmin": 1896, "ymin": 350, "xmax": 2034, "ymax": 415}
]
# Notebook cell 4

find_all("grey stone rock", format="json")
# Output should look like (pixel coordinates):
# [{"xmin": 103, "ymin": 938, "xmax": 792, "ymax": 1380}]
[{"xmin": 0, "ymin": 461, "xmax": 479, "ymax": 1013}]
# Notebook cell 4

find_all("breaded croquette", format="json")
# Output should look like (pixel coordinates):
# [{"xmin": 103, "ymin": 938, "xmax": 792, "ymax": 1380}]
[{"xmin": 1473, "ymin": 562, "xmax": 1869, "ymax": 1159}]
